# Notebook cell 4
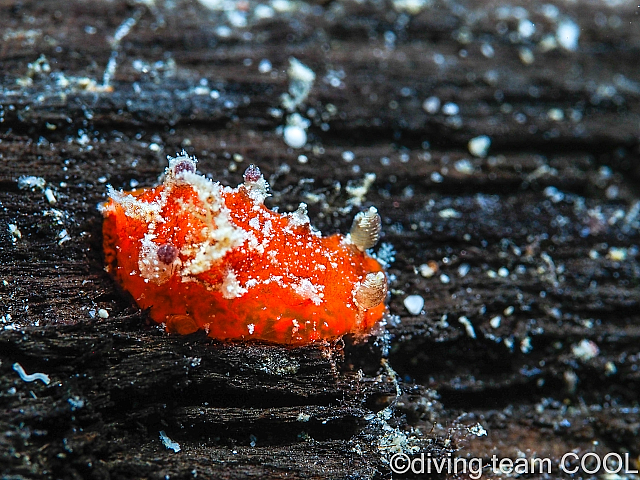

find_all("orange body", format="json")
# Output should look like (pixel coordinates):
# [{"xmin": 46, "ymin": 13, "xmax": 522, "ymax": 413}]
[{"xmin": 102, "ymin": 159, "xmax": 386, "ymax": 344}]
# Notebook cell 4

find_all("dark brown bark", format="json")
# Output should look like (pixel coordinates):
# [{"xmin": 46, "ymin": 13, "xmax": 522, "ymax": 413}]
[{"xmin": 1, "ymin": 0, "xmax": 639, "ymax": 478}]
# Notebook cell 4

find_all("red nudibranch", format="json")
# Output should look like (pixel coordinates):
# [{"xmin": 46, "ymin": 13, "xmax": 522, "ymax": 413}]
[{"xmin": 100, "ymin": 153, "xmax": 387, "ymax": 344}]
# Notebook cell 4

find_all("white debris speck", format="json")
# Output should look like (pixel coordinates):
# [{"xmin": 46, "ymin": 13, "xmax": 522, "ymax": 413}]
[
  {"xmin": 44, "ymin": 188, "xmax": 57, "ymax": 204},
  {"xmin": 297, "ymin": 412, "xmax": 311, "ymax": 422},
  {"xmin": 604, "ymin": 361, "xmax": 617, "ymax": 376},
  {"xmin": 457, "ymin": 263, "xmax": 470, "ymax": 277},
  {"xmin": 490, "ymin": 315, "xmax": 502, "ymax": 328},
  {"xmin": 258, "ymin": 59, "xmax": 272, "ymax": 73},
  {"xmin": 248, "ymin": 323, "xmax": 255, "ymax": 335},
  {"xmin": 18, "ymin": 176, "xmax": 46, "ymax": 190},
  {"xmin": 8, "ymin": 224, "xmax": 22, "ymax": 242},
  {"xmin": 467, "ymin": 135, "xmax": 491, "ymax": 157},
  {"xmin": 439, "ymin": 208, "xmax": 461, "ymax": 219},
  {"xmin": 607, "ymin": 247, "xmax": 627, "ymax": 262},
  {"xmin": 440, "ymin": 273, "xmax": 450, "ymax": 284},
  {"xmin": 403, "ymin": 295, "xmax": 424, "ymax": 315},
  {"xmin": 12, "ymin": 362, "xmax": 50, "ymax": 385},
  {"xmin": 98, "ymin": 308, "xmax": 109, "ymax": 319},
  {"xmin": 498, "ymin": 267, "xmax": 509, "ymax": 277},
  {"xmin": 518, "ymin": 19, "xmax": 536, "ymax": 38},
  {"xmin": 504, "ymin": 306, "xmax": 515, "ymax": 316},
  {"xmin": 430, "ymin": 171, "xmax": 444, "ymax": 183},
  {"xmin": 468, "ymin": 423, "xmax": 487, "ymax": 437},
  {"xmin": 283, "ymin": 125, "xmax": 307, "ymax": 149},
  {"xmin": 458, "ymin": 316, "xmax": 476, "ymax": 338},
  {"xmin": 520, "ymin": 336, "xmax": 533, "ymax": 353},
  {"xmin": 419, "ymin": 262, "xmax": 438, "ymax": 278},
  {"xmin": 572, "ymin": 339, "xmax": 599, "ymax": 361},
  {"xmin": 454, "ymin": 159, "xmax": 474, "ymax": 174},
  {"xmin": 422, "ymin": 96, "xmax": 441, "ymax": 114},
  {"xmin": 547, "ymin": 108, "xmax": 564, "ymax": 121},
  {"xmin": 159, "ymin": 430, "xmax": 181, "ymax": 452},
  {"xmin": 297, "ymin": 154, "xmax": 308, "ymax": 164},
  {"xmin": 557, "ymin": 19, "xmax": 580, "ymax": 51},
  {"xmin": 442, "ymin": 102, "xmax": 459, "ymax": 116},
  {"xmin": 342, "ymin": 151, "xmax": 355, "ymax": 162},
  {"xmin": 281, "ymin": 57, "xmax": 316, "ymax": 112},
  {"xmin": 518, "ymin": 47, "xmax": 535, "ymax": 65}
]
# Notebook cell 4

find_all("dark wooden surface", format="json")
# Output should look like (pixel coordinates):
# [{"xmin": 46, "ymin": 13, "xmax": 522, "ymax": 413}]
[{"xmin": 1, "ymin": 0, "xmax": 639, "ymax": 478}]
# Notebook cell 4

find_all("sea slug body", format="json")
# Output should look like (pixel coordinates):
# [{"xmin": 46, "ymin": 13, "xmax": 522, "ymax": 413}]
[{"xmin": 100, "ymin": 152, "xmax": 387, "ymax": 344}]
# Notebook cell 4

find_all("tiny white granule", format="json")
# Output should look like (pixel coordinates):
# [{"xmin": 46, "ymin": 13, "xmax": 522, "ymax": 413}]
[
  {"xmin": 518, "ymin": 19, "xmax": 535, "ymax": 38},
  {"xmin": 159, "ymin": 430, "xmax": 181, "ymax": 452},
  {"xmin": 8, "ymin": 224, "xmax": 22, "ymax": 242},
  {"xmin": 457, "ymin": 263, "xmax": 470, "ymax": 277},
  {"xmin": 419, "ymin": 263, "xmax": 437, "ymax": 278},
  {"xmin": 572, "ymin": 339, "xmax": 599, "ymax": 361},
  {"xmin": 467, "ymin": 423, "xmax": 487, "ymax": 437},
  {"xmin": 458, "ymin": 316, "xmax": 476, "ymax": 338},
  {"xmin": 422, "ymin": 96, "xmax": 440, "ymax": 114},
  {"xmin": 498, "ymin": 267, "xmax": 509, "ymax": 277},
  {"xmin": 607, "ymin": 247, "xmax": 627, "ymax": 262},
  {"xmin": 342, "ymin": 151, "xmax": 355, "ymax": 162},
  {"xmin": 442, "ymin": 102, "xmax": 459, "ymax": 116},
  {"xmin": 490, "ymin": 315, "xmax": 501, "ymax": 328},
  {"xmin": 12, "ymin": 362, "xmax": 50, "ymax": 385},
  {"xmin": 248, "ymin": 323, "xmax": 255, "ymax": 335},
  {"xmin": 258, "ymin": 59, "xmax": 272, "ymax": 73},
  {"xmin": 520, "ymin": 336, "xmax": 532, "ymax": 354},
  {"xmin": 44, "ymin": 188, "xmax": 57, "ymax": 204},
  {"xmin": 439, "ymin": 273, "xmax": 450, "ymax": 284},
  {"xmin": 454, "ymin": 159, "xmax": 474, "ymax": 175},
  {"xmin": 98, "ymin": 308, "xmax": 109, "ymax": 319},
  {"xmin": 297, "ymin": 412, "xmax": 311, "ymax": 422},
  {"xmin": 557, "ymin": 19, "xmax": 580, "ymax": 51},
  {"xmin": 468, "ymin": 135, "xmax": 491, "ymax": 157},
  {"xmin": 283, "ymin": 125, "xmax": 307, "ymax": 148},
  {"xmin": 403, "ymin": 295, "xmax": 424, "ymax": 315}
]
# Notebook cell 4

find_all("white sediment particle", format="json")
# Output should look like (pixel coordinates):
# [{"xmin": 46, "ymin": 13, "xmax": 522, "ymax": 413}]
[
  {"xmin": 422, "ymin": 96, "xmax": 440, "ymax": 114},
  {"xmin": 282, "ymin": 57, "xmax": 316, "ymax": 112},
  {"xmin": 8, "ymin": 224, "xmax": 21, "ymax": 242},
  {"xmin": 98, "ymin": 308, "xmax": 109, "ymax": 319},
  {"xmin": 159, "ymin": 430, "xmax": 181, "ymax": 452},
  {"xmin": 248, "ymin": 323, "xmax": 255, "ymax": 335},
  {"xmin": 419, "ymin": 262, "xmax": 437, "ymax": 278},
  {"xmin": 283, "ymin": 124, "xmax": 307, "ymax": 149},
  {"xmin": 572, "ymin": 339, "xmax": 599, "ymax": 361},
  {"xmin": 18, "ymin": 176, "xmax": 46, "ymax": 190},
  {"xmin": 403, "ymin": 295, "xmax": 424, "ymax": 315},
  {"xmin": 345, "ymin": 173, "xmax": 376, "ymax": 207},
  {"xmin": 468, "ymin": 135, "xmax": 491, "ymax": 157},
  {"xmin": 12, "ymin": 362, "xmax": 50, "ymax": 385},
  {"xmin": 44, "ymin": 188, "xmax": 57, "ymax": 204},
  {"xmin": 220, "ymin": 269, "xmax": 248, "ymax": 299},
  {"xmin": 468, "ymin": 423, "xmax": 487, "ymax": 437},
  {"xmin": 520, "ymin": 336, "xmax": 533, "ymax": 354},
  {"xmin": 557, "ymin": 19, "xmax": 580, "ymax": 51},
  {"xmin": 454, "ymin": 159, "xmax": 474, "ymax": 175},
  {"xmin": 490, "ymin": 315, "xmax": 502, "ymax": 328},
  {"xmin": 292, "ymin": 278, "xmax": 324, "ymax": 305},
  {"xmin": 439, "ymin": 208, "xmax": 461, "ymax": 219},
  {"xmin": 458, "ymin": 316, "xmax": 476, "ymax": 338}
]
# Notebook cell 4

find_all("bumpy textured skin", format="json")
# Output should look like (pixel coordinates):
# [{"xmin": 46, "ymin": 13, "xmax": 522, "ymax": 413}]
[{"xmin": 101, "ymin": 156, "xmax": 386, "ymax": 345}]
